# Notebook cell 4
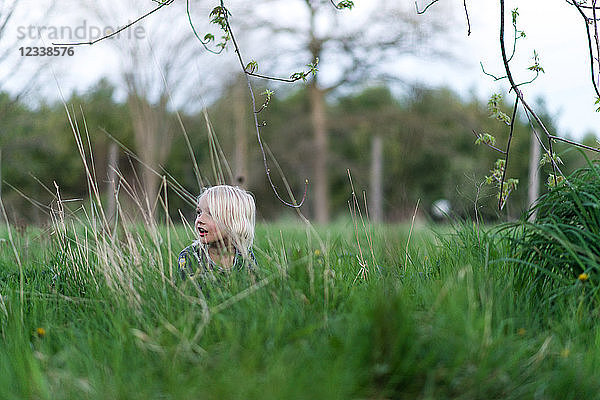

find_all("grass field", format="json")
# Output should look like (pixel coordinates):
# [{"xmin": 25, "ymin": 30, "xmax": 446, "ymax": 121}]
[{"xmin": 0, "ymin": 215, "xmax": 599, "ymax": 399}]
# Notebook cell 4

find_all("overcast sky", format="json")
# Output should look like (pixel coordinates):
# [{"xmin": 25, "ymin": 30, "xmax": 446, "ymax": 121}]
[
  {"xmin": 4, "ymin": 0, "xmax": 600, "ymax": 140},
  {"xmin": 407, "ymin": 0, "xmax": 600, "ymax": 141}
]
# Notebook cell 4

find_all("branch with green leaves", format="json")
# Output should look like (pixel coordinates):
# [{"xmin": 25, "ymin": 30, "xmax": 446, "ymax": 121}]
[
  {"xmin": 52, "ymin": 0, "xmax": 175, "ymax": 46},
  {"xmin": 569, "ymin": 1, "xmax": 600, "ymax": 99},
  {"xmin": 52, "ymin": 0, "xmax": 352, "ymax": 209},
  {"xmin": 330, "ymin": 0, "xmax": 354, "ymax": 10},
  {"xmin": 416, "ymin": 0, "xmax": 471, "ymax": 35},
  {"xmin": 185, "ymin": 0, "xmax": 350, "ymax": 208},
  {"xmin": 425, "ymin": 0, "xmax": 600, "ymax": 211}
]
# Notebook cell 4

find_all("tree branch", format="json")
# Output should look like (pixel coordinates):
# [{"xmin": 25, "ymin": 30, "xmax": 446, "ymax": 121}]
[
  {"xmin": 472, "ymin": 130, "xmax": 506, "ymax": 155},
  {"xmin": 53, "ymin": 0, "xmax": 174, "ymax": 46},
  {"xmin": 548, "ymin": 135, "xmax": 600, "ymax": 153},
  {"xmin": 415, "ymin": 0, "xmax": 440, "ymax": 15},
  {"xmin": 464, "ymin": 0, "xmax": 471, "ymax": 36},
  {"xmin": 220, "ymin": 0, "xmax": 308, "ymax": 208},
  {"xmin": 570, "ymin": 0, "xmax": 600, "ymax": 97},
  {"xmin": 498, "ymin": 96, "xmax": 519, "ymax": 210}
]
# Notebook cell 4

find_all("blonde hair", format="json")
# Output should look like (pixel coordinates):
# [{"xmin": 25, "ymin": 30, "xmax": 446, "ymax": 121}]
[{"xmin": 198, "ymin": 185, "xmax": 255, "ymax": 257}]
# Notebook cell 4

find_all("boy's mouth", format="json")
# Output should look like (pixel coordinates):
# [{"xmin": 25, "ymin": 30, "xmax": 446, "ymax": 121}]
[{"xmin": 198, "ymin": 227, "xmax": 208, "ymax": 237}]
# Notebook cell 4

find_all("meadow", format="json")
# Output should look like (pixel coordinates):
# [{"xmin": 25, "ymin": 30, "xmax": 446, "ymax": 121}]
[{"xmin": 1, "ymin": 194, "xmax": 600, "ymax": 400}]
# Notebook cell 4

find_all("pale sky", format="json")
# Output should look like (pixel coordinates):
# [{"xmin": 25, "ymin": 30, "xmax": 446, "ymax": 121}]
[
  {"xmin": 4, "ymin": 0, "xmax": 600, "ymax": 140},
  {"xmin": 407, "ymin": 0, "xmax": 600, "ymax": 140}
]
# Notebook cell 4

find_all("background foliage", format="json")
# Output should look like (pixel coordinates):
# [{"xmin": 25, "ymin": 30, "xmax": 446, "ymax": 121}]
[{"xmin": 0, "ymin": 77, "xmax": 597, "ymax": 224}]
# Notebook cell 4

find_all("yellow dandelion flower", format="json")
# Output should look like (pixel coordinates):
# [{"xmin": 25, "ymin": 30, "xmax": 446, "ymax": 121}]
[
  {"xmin": 578, "ymin": 273, "xmax": 589, "ymax": 282},
  {"xmin": 517, "ymin": 328, "xmax": 526, "ymax": 336},
  {"xmin": 561, "ymin": 348, "xmax": 570, "ymax": 358},
  {"xmin": 36, "ymin": 328, "xmax": 46, "ymax": 337},
  {"xmin": 314, "ymin": 249, "xmax": 321, "ymax": 256}
]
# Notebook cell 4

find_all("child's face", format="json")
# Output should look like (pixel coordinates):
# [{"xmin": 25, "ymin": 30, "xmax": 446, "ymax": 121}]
[{"xmin": 195, "ymin": 196, "xmax": 225, "ymax": 246}]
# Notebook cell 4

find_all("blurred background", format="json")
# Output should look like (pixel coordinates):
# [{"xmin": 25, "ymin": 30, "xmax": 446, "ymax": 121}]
[{"xmin": 1, "ymin": 0, "xmax": 599, "ymax": 226}]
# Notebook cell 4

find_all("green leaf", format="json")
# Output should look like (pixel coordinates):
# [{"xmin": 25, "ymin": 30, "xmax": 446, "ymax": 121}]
[
  {"xmin": 528, "ymin": 50, "xmax": 544, "ymax": 73},
  {"xmin": 547, "ymin": 174, "xmax": 565, "ymax": 188},
  {"xmin": 540, "ymin": 152, "xmax": 563, "ymax": 166},
  {"xmin": 511, "ymin": 8, "xmax": 519, "ymax": 25},
  {"xmin": 487, "ymin": 93, "xmax": 511, "ymax": 125},
  {"xmin": 336, "ymin": 0, "xmax": 354, "ymax": 9},
  {"xmin": 475, "ymin": 133, "xmax": 497, "ymax": 146},
  {"xmin": 245, "ymin": 60, "xmax": 258, "ymax": 74}
]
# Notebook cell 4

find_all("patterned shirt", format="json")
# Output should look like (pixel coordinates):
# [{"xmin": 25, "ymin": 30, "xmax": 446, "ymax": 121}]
[{"xmin": 177, "ymin": 241, "xmax": 256, "ymax": 281}]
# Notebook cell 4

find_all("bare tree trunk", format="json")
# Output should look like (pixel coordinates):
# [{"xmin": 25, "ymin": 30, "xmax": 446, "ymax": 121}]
[
  {"xmin": 106, "ymin": 142, "xmax": 119, "ymax": 224},
  {"xmin": 309, "ymin": 82, "xmax": 329, "ymax": 223},
  {"xmin": 528, "ymin": 132, "xmax": 541, "ymax": 221},
  {"xmin": 127, "ymin": 94, "xmax": 171, "ymax": 216},
  {"xmin": 0, "ymin": 147, "xmax": 2, "ymax": 202},
  {"xmin": 129, "ymin": 97, "xmax": 157, "ymax": 210},
  {"xmin": 233, "ymin": 77, "xmax": 248, "ymax": 188},
  {"xmin": 0, "ymin": 1, "xmax": 57, "ymax": 97},
  {"xmin": 370, "ymin": 135, "xmax": 383, "ymax": 222},
  {"xmin": 0, "ymin": 147, "xmax": 3, "ymax": 222}
]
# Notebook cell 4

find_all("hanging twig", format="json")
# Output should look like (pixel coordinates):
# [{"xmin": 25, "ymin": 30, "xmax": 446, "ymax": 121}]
[
  {"xmin": 472, "ymin": 130, "xmax": 506, "ymax": 154},
  {"xmin": 497, "ymin": 0, "xmax": 566, "ymax": 199},
  {"xmin": 464, "ymin": 0, "xmax": 471, "ymax": 36},
  {"xmin": 570, "ymin": 1, "xmax": 600, "ymax": 97},
  {"xmin": 219, "ymin": 0, "xmax": 308, "ymax": 207},
  {"xmin": 52, "ymin": 0, "xmax": 174, "ymax": 46},
  {"xmin": 186, "ymin": 0, "xmax": 225, "ymax": 55},
  {"xmin": 55, "ymin": 0, "xmax": 311, "ymax": 208},
  {"xmin": 415, "ymin": 0, "xmax": 440, "ymax": 15},
  {"xmin": 421, "ymin": 0, "xmax": 598, "ymax": 208},
  {"xmin": 480, "ymin": 62, "xmax": 507, "ymax": 81},
  {"xmin": 329, "ymin": 0, "xmax": 354, "ymax": 10}
]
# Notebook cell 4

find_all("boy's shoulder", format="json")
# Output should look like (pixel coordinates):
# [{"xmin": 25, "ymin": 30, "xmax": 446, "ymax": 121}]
[
  {"xmin": 178, "ymin": 241, "xmax": 201, "ymax": 259},
  {"xmin": 177, "ymin": 243, "xmax": 258, "ymax": 280},
  {"xmin": 178, "ymin": 241, "xmax": 207, "ymax": 278},
  {"xmin": 233, "ymin": 248, "xmax": 258, "ymax": 271}
]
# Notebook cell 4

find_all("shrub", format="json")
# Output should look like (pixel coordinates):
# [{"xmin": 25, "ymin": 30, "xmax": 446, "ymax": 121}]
[{"xmin": 510, "ymin": 162, "xmax": 600, "ymax": 299}]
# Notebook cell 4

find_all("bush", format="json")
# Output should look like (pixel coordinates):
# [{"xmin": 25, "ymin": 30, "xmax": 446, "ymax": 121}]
[{"xmin": 510, "ymin": 162, "xmax": 600, "ymax": 299}]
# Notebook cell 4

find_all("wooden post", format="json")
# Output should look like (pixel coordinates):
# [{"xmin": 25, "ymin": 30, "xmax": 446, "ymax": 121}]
[
  {"xmin": 528, "ymin": 131, "xmax": 541, "ymax": 221},
  {"xmin": 0, "ymin": 147, "xmax": 2, "ymax": 201},
  {"xmin": 107, "ymin": 142, "xmax": 119, "ymax": 224},
  {"xmin": 233, "ymin": 76, "xmax": 248, "ymax": 187},
  {"xmin": 310, "ymin": 83, "xmax": 329, "ymax": 223},
  {"xmin": 370, "ymin": 135, "xmax": 383, "ymax": 222}
]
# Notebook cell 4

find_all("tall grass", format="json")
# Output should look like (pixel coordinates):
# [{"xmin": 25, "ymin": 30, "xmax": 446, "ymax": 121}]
[
  {"xmin": 3, "ymin": 210, "xmax": 600, "ymax": 398},
  {"xmin": 505, "ymin": 160, "xmax": 600, "ymax": 306},
  {"xmin": 2, "ymin": 97, "xmax": 600, "ymax": 398}
]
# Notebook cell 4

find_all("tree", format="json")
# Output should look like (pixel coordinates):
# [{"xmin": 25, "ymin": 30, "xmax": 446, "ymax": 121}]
[
  {"xmin": 50, "ymin": 1, "xmax": 453, "ymax": 221},
  {"xmin": 0, "ymin": 79, "xmax": 136, "ymax": 224},
  {"xmin": 0, "ymin": 0, "xmax": 22, "ymax": 95},
  {"xmin": 232, "ymin": 75, "xmax": 250, "ymax": 188},
  {"xmin": 424, "ymin": 0, "xmax": 600, "ymax": 209},
  {"xmin": 230, "ymin": 0, "xmax": 450, "ymax": 222},
  {"xmin": 67, "ymin": 79, "xmax": 134, "ymax": 214},
  {"xmin": 0, "ymin": 0, "xmax": 56, "ymax": 117},
  {"xmin": 331, "ymin": 87, "xmax": 400, "ymax": 221},
  {"xmin": 77, "ymin": 1, "xmax": 231, "ymax": 215},
  {"xmin": 332, "ymin": 85, "xmax": 534, "ymax": 220}
]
